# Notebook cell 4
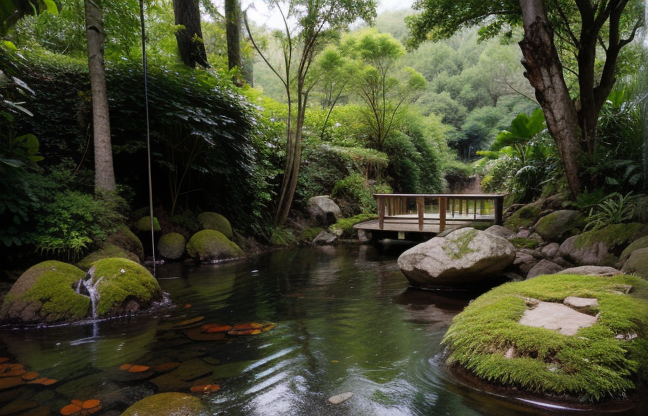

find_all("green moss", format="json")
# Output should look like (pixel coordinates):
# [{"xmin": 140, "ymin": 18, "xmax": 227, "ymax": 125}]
[
  {"xmin": 122, "ymin": 392, "xmax": 206, "ymax": 416},
  {"xmin": 504, "ymin": 203, "xmax": 542, "ymax": 231},
  {"xmin": 92, "ymin": 258, "xmax": 161, "ymax": 316},
  {"xmin": 509, "ymin": 238, "xmax": 540, "ymax": 250},
  {"xmin": 443, "ymin": 273, "xmax": 648, "ymax": 402},
  {"xmin": 135, "ymin": 216, "xmax": 161, "ymax": 232},
  {"xmin": 158, "ymin": 233, "xmax": 186, "ymax": 260},
  {"xmin": 443, "ymin": 228, "xmax": 478, "ymax": 259},
  {"xmin": 107, "ymin": 225, "xmax": 144, "ymax": 260},
  {"xmin": 301, "ymin": 227, "xmax": 323, "ymax": 241},
  {"xmin": 575, "ymin": 223, "xmax": 648, "ymax": 251},
  {"xmin": 620, "ymin": 235, "xmax": 648, "ymax": 264},
  {"xmin": 1, "ymin": 261, "xmax": 90, "ymax": 322},
  {"xmin": 197, "ymin": 212, "xmax": 233, "ymax": 239},
  {"xmin": 76, "ymin": 244, "xmax": 140, "ymax": 270},
  {"xmin": 329, "ymin": 213, "xmax": 378, "ymax": 238},
  {"xmin": 186, "ymin": 230, "xmax": 244, "ymax": 260}
]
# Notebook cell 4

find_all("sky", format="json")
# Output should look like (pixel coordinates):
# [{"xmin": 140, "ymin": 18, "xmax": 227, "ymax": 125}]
[{"xmin": 244, "ymin": 0, "xmax": 415, "ymax": 29}]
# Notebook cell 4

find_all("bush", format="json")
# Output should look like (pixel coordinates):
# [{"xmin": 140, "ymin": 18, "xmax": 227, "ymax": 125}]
[{"xmin": 331, "ymin": 173, "xmax": 376, "ymax": 214}]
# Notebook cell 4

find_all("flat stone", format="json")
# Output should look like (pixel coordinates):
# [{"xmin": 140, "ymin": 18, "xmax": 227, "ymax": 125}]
[
  {"xmin": 560, "ymin": 266, "xmax": 622, "ymax": 276},
  {"xmin": 519, "ymin": 301, "xmax": 598, "ymax": 336},
  {"xmin": 564, "ymin": 296, "xmax": 598, "ymax": 310},
  {"xmin": 328, "ymin": 392, "xmax": 353, "ymax": 404}
]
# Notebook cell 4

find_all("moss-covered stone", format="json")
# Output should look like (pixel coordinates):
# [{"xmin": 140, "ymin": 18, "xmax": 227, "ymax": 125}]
[
  {"xmin": 442, "ymin": 273, "xmax": 648, "ymax": 402},
  {"xmin": 622, "ymin": 248, "xmax": 648, "ymax": 279},
  {"xmin": 442, "ymin": 228, "xmax": 477, "ymax": 259},
  {"xmin": 91, "ymin": 258, "xmax": 162, "ymax": 316},
  {"xmin": 107, "ymin": 225, "xmax": 144, "ymax": 260},
  {"xmin": 158, "ymin": 233, "xmax": 186, "ymax": 260},
  {"xmin": 509, "ymin": 237, "xmax": 540, "ymax": 250},
  {"xmin": 186, "ymin": 230, "xmax": 243, "ymax": 262},
  {"xmin": 197, "ymin": 212, "xmax": 233, "ymax": 239},
  {"xmin": 534, "ymin": 210, "xmax": 583, "ymax": 242},
  {"xmin": 76, "ymin": 244, "xmax": 140, "ymax": 271},
  {"xmin": 504, "ymin": 202, "xmax": 543, "ymax": 231},
  {"xmin": 0, "ymin": 261, "xmax": 90, "ymax": 323},
  {"xmin": 619, "ymin": 235, "xmax": 648, "ymax": 264},
  {"xmin": 575, "ymin": 223, "xmax": 648, "ymax": 253},
  {"xmin": 121, "ymin": 392, "xmax": 206, "ymax": 416},
  {"xmin": 135, "ymin": 216, "xmax": 161, "ymax": 232},
  {"xmin": 329, "ymin": 213, "xmax": 377, "ymax": 238}
]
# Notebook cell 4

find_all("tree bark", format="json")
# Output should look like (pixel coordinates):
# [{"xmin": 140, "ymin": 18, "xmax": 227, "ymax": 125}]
[
  {"xmin": 225, "ymin": 0, "xmax": 241, "ymax": 71},
  {"xmin": 84, "ymin": 0, "xmax": 116, "ymax": 192},
  {"xmin": 172, "ymin": 0, "xmax": 209, "ymax": 68},
  {"xmin": 519, "ymin": 0, "xmax": 581, "ymax": 199}
]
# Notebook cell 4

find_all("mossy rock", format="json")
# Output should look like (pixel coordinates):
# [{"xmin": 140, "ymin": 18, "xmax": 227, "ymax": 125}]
[
  {"xmin": 91, "ymin": 258, "xmax": 162, "ymax": 317},
  {"xmin": 186, "ymin": 230, "xmax": 243, "ymax": 262},
  {"xmin": 622, "ymin": 248, "xmax": 648, "ymax": 279},
  {"xmin": 575, "ymin": 223, "xmax": 648, "ymax": 253},
  {"xmin": 121, "ymin": 392, "xmax": 206, "ymax": 416},
  {"xmin": 76, "ymin": 244, "xmax": 140, "ymax": 270},
  {"xmin": 0, "ymin": 261, "xmax": 90, "ymax": 324},
  {"xmin": 158, "ymin": 233, "xmax": 186, "ymax": 260},
  {"xmin": 197, "ymin": 212, "xmax": 233, "ymax": 239},
  {"xmin": 329, "ymin": 213, "xmax": 377, "ymax": 238},
  {"xmin": 442, "ymin": 273, "xmax": 648, "ymax": 402},
  {"xmin": 619, "ymin": 235, "xmax": 648, "ymax": 264},
  {"xmin": 508, "ymin": 237, "xmax": 540, "ymax": 250},
  {"xmin": 534, "ymin": 210, "xmax": 583, "ymax": 242},
  {"xmin": 504, "ymin": 202, "xmax": 543, "ymax": 231},
  {"xmin": 135, "ymin": 216, "xmax": 161, "ymax": 232},
  {"xmin": 107, "ymin": 225, "xmax": 144, "ymax": 260}
]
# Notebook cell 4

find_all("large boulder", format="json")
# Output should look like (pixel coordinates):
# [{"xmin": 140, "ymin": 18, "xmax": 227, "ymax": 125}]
[
  {"xmin": 122, "ymin": 392, "xmax": 206, "ymax": 416},
  {"xmin": 197, "ymin": 212, "xmax": 233, "ymax": 240},
  {"xmin": 158, "ymin": 233, "xmax": 186, "ymax": 260},
  {"xmin": 559, "ymin": 223, "xmax": 648, "ymax": 266},
  {"xmin": 108, "ymin": 225, "xmax": 144, "ymax": 260},
  {"xmin": 526, "ymin": 259, "xmax": 564, "ymax": 279},
  {"xmin": 397, "ymin": 228, "xmax": 516, "ymax": 288},
  {"xmin": 622, "ymin": 247, "xmax": 648, "ymax": 279},
  {"xmin": 484, "ymin": 225, "xmax": 516, "ymax": 240},
  {"xmin": 186, "ymin": 230, "xmax": 244, "ymax": 262},
  {"xmin": 76, "ymin": 244, "xmax": 140, "ymax": 271},
  {"xmin": 504, "ymin": 202, "xmax": 543, "ymax": 231},
  {"xmin": 307, "ymin": 196, "xmax": 342, "ymax": 226},
  {"xmin": 534, "ymin": 210, "xmax": 582, "ymax": 242},
  {"xmin": 619, "ymin": 235, "xmax": 648, "ymax": 264}
]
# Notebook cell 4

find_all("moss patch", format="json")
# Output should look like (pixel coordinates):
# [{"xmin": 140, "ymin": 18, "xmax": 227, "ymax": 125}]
[
  {"xmin": 107, "ymin": 225, "xmax": 144, "ymax": 260},
  {"xmin": 443, "ymin": 273, "xmax": 648, "ymax": 402},
  {"xmin": 329, "ymin": 213, "xmax": 377, "ymax": 238},
  {"xmin": 0, "ymin": 261, "xmax": 90, "ymax": 323},
  {"xmin": 186, "ymin": 230, "xmax": 244, "ymax": 261},
  {"xmin": 92, "ymin": 258, "xmax": 161, "ymax": 316},
  {"xmin": 135, "ymin": 216, "xmax": 161, "ymax": 232},
  {"xmin": 620, "ymin": 235, "xmax": 648, "ymax": 264},
  {"xmin": 442, "ymin": 228, "xmax": 478, "ymax": 260},
  {"xmin": 76, "ymin": 244, "xmax": 140, "ymax": 270},
  {"xmin": 504, "ymin": 203, "xmax": 542, "ymax": 231},
  {"xmin": 509, "ymin": 238, "xmax": 540, "ymax": 250},
  {"xmin": 158, "ymin": 233, "xmax": 186, "ymax": 260},
  {"xmin": 575, "ymin": 223, "xmax": 648, "ymax": 253},
  {"xmin": 122, "ymin": 392, "xmax": 206, "ymax": 416},
  {"xmin": 197, "ymin": 212, "xmax": 233, "ymax": 239}
]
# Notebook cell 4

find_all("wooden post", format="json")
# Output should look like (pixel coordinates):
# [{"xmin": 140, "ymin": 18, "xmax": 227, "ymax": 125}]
[
  {"xmin": 417, "ymin": 196, "xmax": 425, "ymax": 231},
  {"xmin": 439, "ymin": 196, "xmax": 447, "ymax": 232},
  {"xmin": 494, "ymin": 196, "xmax": 503, "ymax": 225},
  {"xmin": 378, "ymin": 196, "xmax": 385, "ymax": 229},
  {"xmin": 473, "ymin": 199, "xmax": 477, "ymax": 220}
]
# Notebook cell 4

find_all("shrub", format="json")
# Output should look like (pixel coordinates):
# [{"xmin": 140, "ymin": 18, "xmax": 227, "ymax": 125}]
[
  {"xmin": 331, "ymin": 173, "xmax": 376, "ymax": 213},
  {"xmin": 584, "ymin": 192, "xmax": 641, "ymax": 232}
]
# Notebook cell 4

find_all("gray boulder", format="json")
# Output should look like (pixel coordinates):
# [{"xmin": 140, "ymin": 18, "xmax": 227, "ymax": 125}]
[
  {"xmin": 534, "ymin": 210, "xmax": 582, "ymax": 242},
  {"xmin": 622, "ymin": 247, "xmax": 648, "ymax": 279},
  {"xmin": 397, "ymin": 228, "xmax": 516, "ymax": 288},
  {"xmin": 526, "ymin": 259, "xmax": 564, "ymax": 279},
  {"xmin": 311, "ymin": 230, "xmax": 338, "ymax": 245},
  {"xmin": 560, "ymin": 266, "xmax": 622, "ymax": 276},
  {"xmin": 539, "ymin": 242, "xmax": 560, "ymax": 259},
  {"xmin": 513, "ymin": 251, "xmax": 538, "ymax": 275},
  {"xmin": 559, "ymin": 235, "xmax": 610, "ymax": 266},
  {"xmin": 307, "ymin": 196, "xmax": 342, "ymax": 226},
  {"xmin": 485, "ymin": 225, "xmax": 516, "ymax": 240},
  {"xmin": 619, "ymin": 235, "xmax": 648, "ymax": 264}
]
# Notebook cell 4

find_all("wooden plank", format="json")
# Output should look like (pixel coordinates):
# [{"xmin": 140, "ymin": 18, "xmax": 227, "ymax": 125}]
[
  {"xmin": 439, "ymin": 196, "xmax": 447, "ymax": 232},
  {"xmin": 378, "ymin": 197, "xmax": 385, "ymax": 229},
  {"xmin": 417, "ymin": 196, "xmax": 424, "ymax": 231}
]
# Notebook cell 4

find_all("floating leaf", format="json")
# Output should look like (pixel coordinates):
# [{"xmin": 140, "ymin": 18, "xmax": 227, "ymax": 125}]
[
  {"xmin": 60, "ymin": 403, "xmax": 82, "ymax": 415},
  {"xmin": 128, "ymin": 365, "xmax": 150, "ymax": 373},
  {"xmin": 0, "ymin": 376, "xmax": 23, "ymax": 390},
  {"xmin": 40, "ymin": 378, "xmax": 57, "ymax": 385},
  {"xmin": 201, "ymin": 324, "xmax": 232, "ymax": 333},
  {"xmin": 71, "ymin": 400, "xmax": 83, "ymax": 407},
  {"xmin": 190, "ymin": 384, "xmax": 220, "ymax": 394},
  {"xmin": 184, "ymin": 304, "xmax": 192, "ymax": 308},
  {"xmin": 119, "ymin": 364, "xmax": 133, "ymax": 371},
  {"xmin": 82, "ymin": 399, "xmax": 101, "ymax": 410},
  {"xmin": 175, "ymin": 317, "xmax": 205, "ymax": 327},
  {"xmin": 21, "ymin": 371, "xmax": 39, "ymax": 381}
]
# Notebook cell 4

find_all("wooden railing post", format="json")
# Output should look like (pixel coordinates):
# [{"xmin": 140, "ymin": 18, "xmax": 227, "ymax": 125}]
[
  {"xmin": 377, "ymin": 196, "xmax": 385, "ymax": 229},
  {"xmin": 494, "ymin": 196, "xmax": 503, "ymax": 225},
  {"xmin": 416, "ymin": 196, "xmax": 425, "ymax": 231},
  {"xmin": 439, "ymin": 196, "xmax": 447, "ymax": 232}
]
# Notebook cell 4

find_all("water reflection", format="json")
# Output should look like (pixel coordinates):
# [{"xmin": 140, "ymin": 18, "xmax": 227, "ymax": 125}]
[{"xmin": 0, "ymin": 245, "xmax": 644, "ymax": 415}]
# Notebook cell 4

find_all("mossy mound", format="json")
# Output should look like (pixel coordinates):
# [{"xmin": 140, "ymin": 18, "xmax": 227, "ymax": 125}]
[
  {"xmin": 534, "ymin": 210, "xmax": 583, "ymax": 242},
  {"xmin": 158, "ymin": 233, "xmax": 186, "ymax": 260},
  {"xmin": 0, "ymin": 261, "xmax": 90, "ymax": 323},
  {"xmin": 622, "ymin": 248, "xmax": 648, "ymax": 279},
  {"xmin": 508, "ymin": 237, "xmax": 540, "ymax": 250},
  {"xmin": 92, "ymin": 258, "xmax": 162, "ymax": 317},
  {"xmin": 504, "ymin": 202, "xmax": 543, "ymax": 231},
  {"xmin": 186, "ymin": 230, "xmax": 243, "ymax": 262},
  {"xmin": 76, "ymin": 244, "xmax": 140, "ymax": 270},
  {"xmin": 576, "ymin": 223, "xmax": 648, "ymax": 253},
  {"xmin": 135, "ymin": 216, "xmax": 161, "ymax": 232},
  {"xmin": 107, "ymin": 225, "xmax": 144, "ymax": 260},
  {"xmin": 121, "ymin": 392, "xmax": 206, "ymax": 416},
  {"xmin": 329, "ymin": 213, "xmax": 377, "ymax": 238},
  {"xmin": 619, "ymin": 235, "xmax": 648, "ymax": 264},
  {"xmin": 197, "ymin": 212, "xmax": 233, "ymax": 239},
  {"xmin": 443, "ymin": 273, "xmax": 648, "ymax": 402}
]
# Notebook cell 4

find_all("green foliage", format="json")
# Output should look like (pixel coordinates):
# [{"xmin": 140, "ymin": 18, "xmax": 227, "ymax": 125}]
[
  {"xmin": 584, "ymin": 192, "xmax": 641, "ymax": 232},
  {"xmin": 269, "ymin": 227, "xmax": 297, "ymax": 247},
  {"xmin": 331, "ymin": 173, "xmax": 376, "ymax": 213},
  {"xmin": 443, "ymin": 273, "xmax": 648, "ymax": 402},
  {"xmin": 329, "ymin": 213, "xmax": 377, "ymax": 238}
]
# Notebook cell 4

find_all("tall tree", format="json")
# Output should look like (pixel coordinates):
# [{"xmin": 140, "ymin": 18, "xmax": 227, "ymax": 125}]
[
  {"xmin": 407, "ymin": 0, "xmax": 644, "ymax": 199},
  {"xmin": 245, "ymin": 0, "xmax": 377, "ymax": 226},
  {"xmin": 173, "ymin": 0, "xmax": 209, "ymax": 67},
  {"xmin": 85, "ymin": 0, "xmax": 116, "ymax": 192},
  {"xmin": 225, "ymin": 0, "xmax": 241, "ymax": 70}
]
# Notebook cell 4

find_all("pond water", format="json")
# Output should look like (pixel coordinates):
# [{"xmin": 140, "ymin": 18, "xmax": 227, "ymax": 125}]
[{"xmin": 0, "ymin": 245, "xmax": 645, "ymax": 415}]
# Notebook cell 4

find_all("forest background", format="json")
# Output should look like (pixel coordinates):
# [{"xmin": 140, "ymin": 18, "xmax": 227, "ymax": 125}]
[{"xmin": 0, "ymin": 0, "xmax": 646, "ymax": 271}]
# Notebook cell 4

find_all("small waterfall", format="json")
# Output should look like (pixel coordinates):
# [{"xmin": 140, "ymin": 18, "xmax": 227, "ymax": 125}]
[{"xmin": 76, "ymin": 266, "xmax": 104, "ymax": 322}]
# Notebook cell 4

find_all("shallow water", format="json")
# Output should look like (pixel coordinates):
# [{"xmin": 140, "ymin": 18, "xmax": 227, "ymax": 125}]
[{"xmin": 0, "ymin": 245, "xmax": 645, "ymax": 415}]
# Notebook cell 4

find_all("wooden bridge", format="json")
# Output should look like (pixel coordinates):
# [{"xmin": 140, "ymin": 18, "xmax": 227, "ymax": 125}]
[{"xmin": 353, "ymin": 193, "xmax": 506, "ymax": 238}]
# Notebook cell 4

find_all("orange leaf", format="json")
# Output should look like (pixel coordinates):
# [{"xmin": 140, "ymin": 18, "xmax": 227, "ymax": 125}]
[
  {"xmin": 82, "ymin": 399, "xmax": 101, "ymax": 409},
  {"xmin": 190, "ymin": 384, "xmax": 220, "ymax": 394},
  {"xmin": 184, "ymin": 304, "xmax": 192, "ymax": 308},
  {"xmin": 204, "ymin": 325, "xmax": 232, "ymax": 333},
  {"xmin": 2, "ymin": 369, "xmax": 25, "ymax": 377},
  {"xmin": 128, "ymin": 365, "xmax": 150, "ymax": 373},
  {"xmin": 0, "ymin": 358, "xmax": 9, "ymax": 364},
  {"xmin": 71, "ymin": 400, "xmax": 83, "ymax": 406},
  {"xmin": 60, "ymin": 403, "xmax": 82, "ymax": 415},
  {"xmin": 21, "ymin": 371, "xmax": 39, "ymax": 381},
  {"xmin": 40, "ymin": 378, "xmax": 57, "ymax": 385},
  {"xmin": 87, "ymin": 405, "xmax": 102, "ymax": 414},
  {"xmin": 119, "ymin": 363, "xmax": 133, "ymax": 371}
]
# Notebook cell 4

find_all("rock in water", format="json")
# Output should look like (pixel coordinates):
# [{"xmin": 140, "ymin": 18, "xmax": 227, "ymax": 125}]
[
  {"xmin": 328, "ymin": 392, "xmax": 353, "ymax": 404},
  {"xmin": 397, "ymin": 228, "xmax": 516, "ymax": 288}
]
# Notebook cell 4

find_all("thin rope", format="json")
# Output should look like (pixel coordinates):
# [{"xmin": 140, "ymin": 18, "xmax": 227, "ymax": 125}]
[{"xmin": 139, "ymin": 0, "xmax": 156, "ymax": 273}]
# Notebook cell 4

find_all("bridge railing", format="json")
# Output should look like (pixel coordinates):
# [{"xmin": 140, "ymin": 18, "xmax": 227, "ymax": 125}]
[{"xmin": 374, "ymin": 193, "xmax": 506, "ymax": 232}]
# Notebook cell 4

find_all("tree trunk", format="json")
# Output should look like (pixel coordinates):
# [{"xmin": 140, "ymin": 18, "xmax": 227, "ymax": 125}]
[
  {"xmin": 518, "ymin": 0, "xmax": 581, "ymax": 199},
  {"xmin": 225, "ymin": 0, "xmax": 241, "ymax": 71},
  {"xmin": 172, "ymin": 0, "xmax": 209, "ymax": 68},
  {"xmin": 84, "ymin": 0, "xmax": 115, "ymax": 192}
]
